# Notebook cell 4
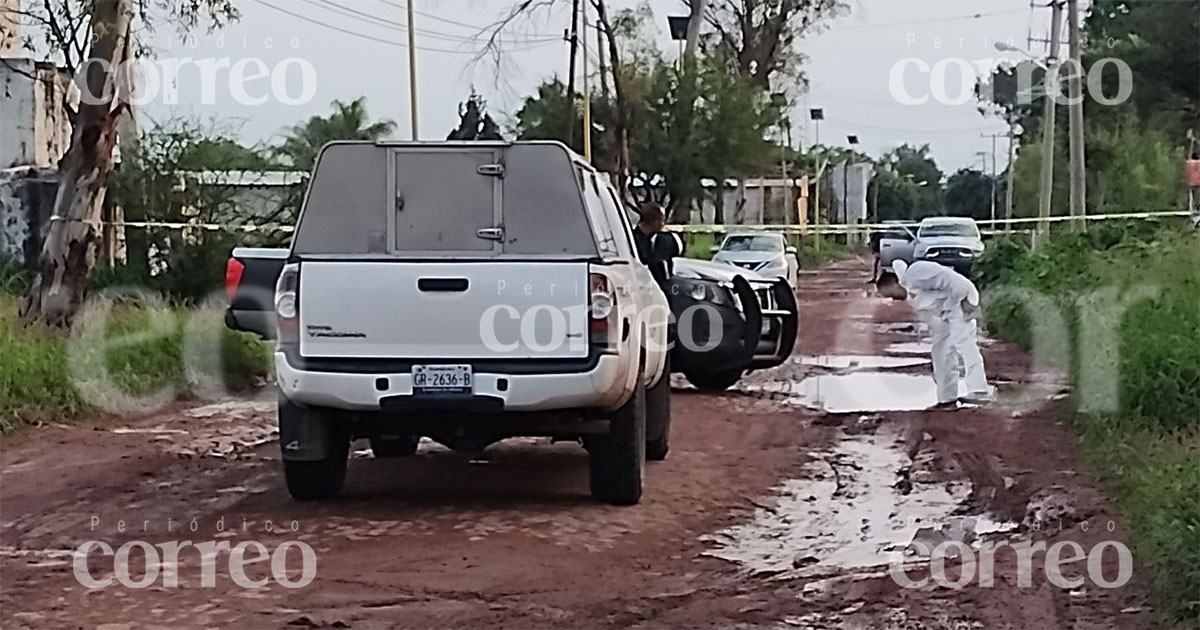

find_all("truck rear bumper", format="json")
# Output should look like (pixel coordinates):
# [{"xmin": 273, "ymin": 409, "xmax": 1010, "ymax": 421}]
[{"xmin": 275, "ymin": 352, "xmax": 626, "ymax": 413}]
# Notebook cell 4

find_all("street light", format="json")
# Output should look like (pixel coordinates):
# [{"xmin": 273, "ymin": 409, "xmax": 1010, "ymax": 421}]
[
  {"xmin": 667, "ymin": 16, "xmax": 689, "ymax": 59},
  {"xmin": 996, "ymin": 32, "xmax": 1061, "ymax": 238},
  {"xmin": 809, "ymin": 108, "xmax": 824, "ymax": 146}
]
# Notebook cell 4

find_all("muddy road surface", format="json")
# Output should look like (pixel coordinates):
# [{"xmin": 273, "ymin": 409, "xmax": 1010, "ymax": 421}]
[{"xmin": 1, "ymin": 257, "xmax": 1156, "ymax": 629}]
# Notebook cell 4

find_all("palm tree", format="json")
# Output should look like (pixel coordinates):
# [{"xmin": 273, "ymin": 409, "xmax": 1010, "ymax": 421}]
[{"xmin": 277, "ymin": 98, "xmax": 397, "ymax": 171}]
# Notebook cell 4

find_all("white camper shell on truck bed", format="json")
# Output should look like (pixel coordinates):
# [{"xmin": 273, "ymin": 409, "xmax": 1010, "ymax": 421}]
[{"xmin": 244, "ymin": 141, "xmax": 671, "ymax": 505}]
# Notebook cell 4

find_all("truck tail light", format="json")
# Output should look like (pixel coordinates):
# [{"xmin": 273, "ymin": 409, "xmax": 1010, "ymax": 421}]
[
  {"xmin": 276, "ymin": 263, "xmax": 300, "ymax": 344},
  {"xmin": 225, "ymin": 258, "xmax": 245, "ymax": 301},
  {"xmin": 589, "ymin": 271, "xmax": 617, "ymax": 350}
]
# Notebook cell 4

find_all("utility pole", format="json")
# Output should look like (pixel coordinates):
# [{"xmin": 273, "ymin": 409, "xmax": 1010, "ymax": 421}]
[
  {"xmin": 406, "ymin": 0, "xmax": 419, "ymax": 140},
  {"xmin": 566, "ymin": 0, "xmax": 580, "ymax": 146},
  {"xmin": 1066, "ymin": 0, "xmax": 1086, "ymax": 230},
  {"xmin": 581, "ymin": 0, "xmax": 592, "ymax": 162},
  {"xmin": 685, "ymin": 0, "xmax": 707, "ymax": 57},
  {"xmin": 1036, "ymin": 1, "xmax": 1063, "ymax": 241},
  {"xmin": 1005, "ymin": 120, "xmax": 1016, "ymax": 228},
  {"xmin": 982, "ymin": 132, "xmax": 1003, "ymax": 224}
]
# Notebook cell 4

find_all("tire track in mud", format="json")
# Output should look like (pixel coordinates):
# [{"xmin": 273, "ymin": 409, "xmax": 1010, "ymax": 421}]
[{"xmin": 0, "ymin": 257, "xmax": 1157, "ymax": 629}]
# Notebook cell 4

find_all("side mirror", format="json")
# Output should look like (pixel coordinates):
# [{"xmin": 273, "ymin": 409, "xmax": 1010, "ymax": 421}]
[{"xmin": 785, "ymin": 246, "xmax": 798, "ymax": 255}]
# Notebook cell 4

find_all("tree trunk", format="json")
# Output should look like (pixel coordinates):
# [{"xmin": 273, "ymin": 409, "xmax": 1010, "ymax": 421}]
[
  {"xmin": 22, "ymin": 0, "xmax": 132, "ymax": 326},
  {"xmin": 592, "ymin": 0, "xmax": 630, "ymax": 196}
]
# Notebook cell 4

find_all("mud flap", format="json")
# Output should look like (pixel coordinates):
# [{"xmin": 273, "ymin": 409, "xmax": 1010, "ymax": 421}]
[
  {"xmin": 278, "ymin": 397, "xmax": 332, "ymax": 462},
  {"xmin": 731, "ymin": 275, "xmax": 763, "ymax": 370}
]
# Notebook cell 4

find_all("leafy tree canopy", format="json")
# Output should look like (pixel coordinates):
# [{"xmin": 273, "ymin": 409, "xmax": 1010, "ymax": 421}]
[
  {"xmin": 277, "ymin": 98, "xmax": 396, "ymax": 171},
  {"xmin": 447, "ymin": 90, "xmax": 504, "ymax": 141}
]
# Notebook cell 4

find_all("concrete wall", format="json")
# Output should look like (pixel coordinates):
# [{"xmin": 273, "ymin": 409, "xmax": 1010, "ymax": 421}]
[
  {"xmin": 0, "ymin": 167, "xmax": 56, "ymax": 266},
  {"xmin": 0, "ymin": 58, "xmax": 72, "ymax": 169},
  {"xmin": 693, "ymin": 179, "xmax": 804, "ymax": 225}
]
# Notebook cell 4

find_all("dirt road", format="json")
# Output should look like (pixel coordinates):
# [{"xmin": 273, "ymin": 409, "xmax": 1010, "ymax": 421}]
[{"xmin": 1, "ymin": 257, "xmax": 1157, "ymax": 629}]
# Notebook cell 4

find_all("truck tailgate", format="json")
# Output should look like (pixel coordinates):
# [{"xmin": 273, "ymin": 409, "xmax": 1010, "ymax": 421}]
[{"xmin": 298, "ymin": 262, "xmax": 590, "ymax": 360}]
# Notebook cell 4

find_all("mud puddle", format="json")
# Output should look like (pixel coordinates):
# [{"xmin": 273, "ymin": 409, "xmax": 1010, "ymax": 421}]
[
  {"xmin": 883, "ymin": 342, "xmax": 932, "ymax": 356},
  {"xmin": 108, "ymin": 399, "xmax": 278, "ymax": 459},
  {"xmin": 701, "ymin": 431, "xmax": 1014, "ymax": 579},
  {"xmin": 743, "ymin": 373, "xmax": 973, "ymax": 414}
]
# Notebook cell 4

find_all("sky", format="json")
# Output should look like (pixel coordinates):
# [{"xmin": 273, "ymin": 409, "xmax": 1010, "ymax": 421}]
[{"xmin": 135, "ymin": 0, "xmax": 1061, "ymax": 174}]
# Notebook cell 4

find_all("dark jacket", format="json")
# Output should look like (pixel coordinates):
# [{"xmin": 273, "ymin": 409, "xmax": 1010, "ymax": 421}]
[{"xmin": 633, "ymin": 228, "xmax": 669, "ymax": 284}]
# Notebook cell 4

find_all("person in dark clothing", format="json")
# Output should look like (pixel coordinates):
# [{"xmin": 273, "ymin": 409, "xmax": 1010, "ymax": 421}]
[{"xmin": 633, "ymin": 203, "xmax": 669, "ymax": 283}]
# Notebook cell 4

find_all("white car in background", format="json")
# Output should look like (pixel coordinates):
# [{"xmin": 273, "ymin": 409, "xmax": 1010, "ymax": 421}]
[{"xmin": 711, "ymin": 233, "xmax": 799, "ymax": 287}]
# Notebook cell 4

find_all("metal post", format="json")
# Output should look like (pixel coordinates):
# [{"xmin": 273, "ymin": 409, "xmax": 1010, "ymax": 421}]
[{"xmin": 406, "ymin": 0, "xmax": 419, "ymax": 140}]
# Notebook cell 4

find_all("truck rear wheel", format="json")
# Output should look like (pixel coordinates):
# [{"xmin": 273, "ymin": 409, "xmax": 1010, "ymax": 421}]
[
  {"xmin": 278, "ymin": 399, "xmax": 350, "ymax": 501},
  {"xmin": 370, "ymin": 434, "xmax": 420, "ymax": 458},
  {"xmin": 645, "ymin": 357, "xmax": 671, "ymax": 461},
  {"xmin": 589, "ymin": 376, "xmax": 646, "ymax": 505},
  {"xmin": 685, "ymin": 369, "xmax": 743, "ymax": 392}
]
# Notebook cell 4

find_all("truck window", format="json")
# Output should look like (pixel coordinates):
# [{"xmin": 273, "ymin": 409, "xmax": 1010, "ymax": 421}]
[
  {"xmin": 600, "ymin": 187, "xmax": 636, "ymax": 259},
  {"xmin": 292, "ymin": 144, "xmax": 390, "ymax": 255},
  {"xmin": 579, "ymin": 170, "xmax": 621, "ymax": 259}
]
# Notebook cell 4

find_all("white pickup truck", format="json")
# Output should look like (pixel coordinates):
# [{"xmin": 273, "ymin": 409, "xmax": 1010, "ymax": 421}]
[{"xmin": 226, "ymin": 141, "xmax": 671, "ymax": 505}]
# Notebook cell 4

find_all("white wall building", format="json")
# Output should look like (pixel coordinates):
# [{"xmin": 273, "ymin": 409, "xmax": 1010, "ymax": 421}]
[{"xmin": 1, "ymin": 0, "xmax": 74, "ymax": 169}]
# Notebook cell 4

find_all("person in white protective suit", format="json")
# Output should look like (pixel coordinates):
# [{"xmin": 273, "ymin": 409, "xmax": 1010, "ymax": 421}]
[{"xmin": 892, "ymin": 260, "xmax": 991, "ymax": 408}]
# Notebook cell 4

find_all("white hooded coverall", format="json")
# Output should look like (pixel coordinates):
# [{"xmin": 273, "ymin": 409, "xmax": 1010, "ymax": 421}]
[{"xmin": 893, "ymin": 260, "xmax": 989, "ymax": 404}]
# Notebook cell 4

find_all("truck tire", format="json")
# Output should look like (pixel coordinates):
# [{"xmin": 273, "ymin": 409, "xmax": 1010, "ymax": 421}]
[
  {"xmin": 370, "ymin": 434, "xmax": 420, "ymax": 458},
  {"xmin": 685, "ymin": 369, "xmax": 743, "ymax": 392},
  {"xmin": 279, "ymin": 399, "xmax": 350, "ymax": 501},
  {"xmin": 589, "ymin": 375, "xmax": 646, "ymax": 505},
  {"xmin": 645, "ymin": 357, "xmax": 672, "ymax": 461}
]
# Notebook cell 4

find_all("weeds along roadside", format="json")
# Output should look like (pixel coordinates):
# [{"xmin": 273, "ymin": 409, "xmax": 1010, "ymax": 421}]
[
  {"xmin": 0, "ymin": 261, "xmax": 272, "ymax": 434},
  {"xmin": 975, "ymin": 220, "xmax": 1200, "ymax": 625}
]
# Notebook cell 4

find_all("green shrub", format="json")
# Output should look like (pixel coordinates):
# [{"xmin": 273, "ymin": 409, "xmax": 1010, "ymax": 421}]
[
  {"xmin": 976, "ymin": 224, "xmax": 1200, "ymax": 623},
  {"xmin": 0, "ymin": 258, "xmax": 28, "ymax": 296}
]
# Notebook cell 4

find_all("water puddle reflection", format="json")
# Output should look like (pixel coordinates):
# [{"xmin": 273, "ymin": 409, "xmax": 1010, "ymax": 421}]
[{"xmin": 701, "ymin": 432, "xmax": 1014, "ymax": 579}]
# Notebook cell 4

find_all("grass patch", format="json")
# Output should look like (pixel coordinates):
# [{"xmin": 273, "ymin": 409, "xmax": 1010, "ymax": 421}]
[
  {"xmin": 793, "ymin": 235, "xmax": 855, "ymax": 268},
  {"xmin": 0, "ymin": 296, "xmax": 272, "ymax": 433},
  {"xmin": 976, "ymin": 222, "xmax": 1200, "ymax": 625}
]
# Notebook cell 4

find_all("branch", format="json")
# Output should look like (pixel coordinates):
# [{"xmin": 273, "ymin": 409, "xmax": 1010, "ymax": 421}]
[{"xmin": 473, "ymin": 0, "xmax": 561, "ymax": 71}]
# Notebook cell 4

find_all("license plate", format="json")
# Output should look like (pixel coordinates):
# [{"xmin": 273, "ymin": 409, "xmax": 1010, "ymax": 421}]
[{"xmin": 412, "ymin": 365, "xmax": 473, "ymax": 395}]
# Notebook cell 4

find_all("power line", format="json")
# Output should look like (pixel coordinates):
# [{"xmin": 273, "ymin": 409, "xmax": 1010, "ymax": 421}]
[
  {"xmin": 361, "ymin": 0, "xmax": 559, "ymax": 37},
  {"xmin": 248, "ymin": 0, "xmax": 557, "ymax": 54},
  {"xmin": 297, "ymin": 0, "xmax": 559, "ymax": 44},
  {"xmin": 837, "ymin": 7, "xmax": 1030, "ymax": 30}
]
